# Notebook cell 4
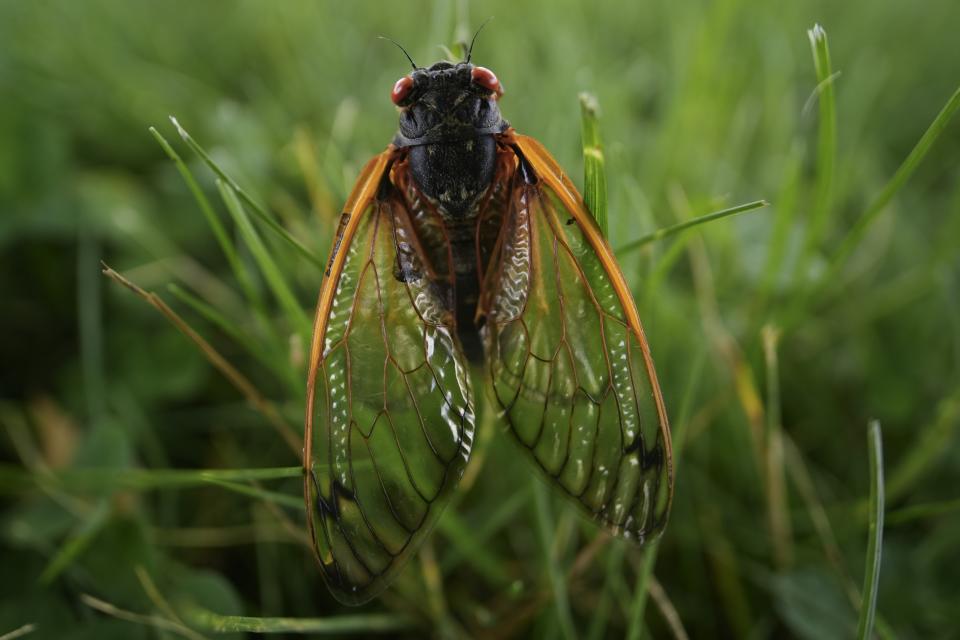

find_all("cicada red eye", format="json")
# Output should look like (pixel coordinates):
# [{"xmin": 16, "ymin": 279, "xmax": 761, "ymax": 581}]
[
  {"xmin": 471, "ymin": 66, "xmax": 503, "ymax": 96},
  {"xmin": 391, "ymin": 75, "xmax": 414, "ymax": 105}
]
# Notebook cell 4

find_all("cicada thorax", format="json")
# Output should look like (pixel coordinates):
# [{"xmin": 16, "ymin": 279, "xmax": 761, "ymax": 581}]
[
  {"xmin": 407, "ymin": 136, "xmax": 498, "ymax": 217},
  {"xmin": 389, "ymin": 142, "xmax": 516, "ymax": 361}
]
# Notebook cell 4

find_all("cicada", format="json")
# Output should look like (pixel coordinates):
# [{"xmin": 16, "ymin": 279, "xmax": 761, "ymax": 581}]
[{"xmin": 304, "ymin": 36, "xmax": 673, "ymax": 605}]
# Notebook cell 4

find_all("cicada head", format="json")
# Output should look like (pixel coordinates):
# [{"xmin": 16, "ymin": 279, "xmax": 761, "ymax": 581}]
[{"xmin": 391, "ymin": 61, "xmax": 508, "ymax": 147}]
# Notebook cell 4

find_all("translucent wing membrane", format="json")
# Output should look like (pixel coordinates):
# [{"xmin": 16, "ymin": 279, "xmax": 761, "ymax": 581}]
[
  {"xmin": 482, "ymin": 135, "xmax": 673, "ymax": 541},
  {"xmin": 305, "ymin": 153, "xmax": 475, "ymax": 605}
]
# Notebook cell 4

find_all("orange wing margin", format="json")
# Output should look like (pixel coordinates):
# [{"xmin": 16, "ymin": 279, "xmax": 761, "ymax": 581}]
[
  {"xmin": 509, "ymin": 132, "xmax": 673, "ymax": 527},
  {"xmin": 305, "ymin": 149, "xmax": 394, "ymax": 380},
  {"xmin": 303, "ymin": 147, "xmax": 393, "ymax": 561}
]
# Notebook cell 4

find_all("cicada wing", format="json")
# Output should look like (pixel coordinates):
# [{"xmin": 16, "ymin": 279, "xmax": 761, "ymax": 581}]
[
  {"xmin": 305, "ymin": 151, "xmax": 476, "ymax": 605},
  {"xmin": 482, "ymin": 134, "xmax": 673, "ymax": 542}
]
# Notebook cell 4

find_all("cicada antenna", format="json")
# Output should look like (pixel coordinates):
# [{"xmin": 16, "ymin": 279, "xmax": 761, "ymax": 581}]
[
  {"xmin": 378, "ymin": 36, "xmax": 418, "ymax": 70},
  {"xmin": 465, "ymin": 17, "xmax": 494, "ymax": 63}
]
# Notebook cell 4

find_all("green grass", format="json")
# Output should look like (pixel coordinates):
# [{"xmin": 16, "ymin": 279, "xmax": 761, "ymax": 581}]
[
  {"xmin": 2, "ymin": 1, "xmax": 960, "ymax": 637},
  {"xmin": 857, "ymin": 420, "xmax": 885, "ymax": 640},
  {"xmin": 579, "ymin": 92, "xmax": 609, "ymax": 235}
]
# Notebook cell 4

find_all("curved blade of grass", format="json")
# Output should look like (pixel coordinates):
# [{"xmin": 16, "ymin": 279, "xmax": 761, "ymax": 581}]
[
  {"xmin": 216, "ymin": 180, "xmax": 311, "ymax": 339},
  {"xmin": 818, "ymin": 84, "xmax": 960, "ymax": 295},
  {"xmin": 169, "ymin": 116, "xmax": 324, "ymax": 270},
  {"xmin": 152, "ymin": 126, "xmax": 286, "ymax": 357},
  {"xmin": 648, "ymin": 576, "xmax": 689, "ymax": 640},
  {"xmin": 181, "ymin": 605, "xmax": 413, "ymax": 634},
  {"xmin": 857, "ymin": 420, "xmax": 884, "ymax": 640},
  {"xmin": 149, "ymin": 127, "xmax": 262, "ymax": 304},
  {"xmin": 793, "ymin": 24, "xmax": 837, "ymax": 283},
  {"xmin": 0, "ymin": 624, "xmax": 37, "ymax": 640},
  {"xmin": 780, "ymin": 83, "xmax": 960, "ymax": 334},
  {"xmin": 135, "ymin": 565, "xmax": 194, "ymax": 633},
  {"xmin": 81, "ymin": 594, "xmax": 208, "ymax": 640},
  {"xmin": 580, "ymin": 92, "xmax": 608, "ymax": 236},
  {"xmin": 39, "ymin": 498, "xmax": 111, "ymax": 584},
  {"xmin": 165, "ymin": 283, "xmax": 249, "ymax": 348},
  {"xmin": 618, "ymin": 200, "xmax": 769, "ymax": 255},
  {"xmin": 165, "ymin": 283, "xmax": 298, "ymax": 392},
  {"xmin": 101, "ymin": 264, "xmax": 302, "ymax": 453}
]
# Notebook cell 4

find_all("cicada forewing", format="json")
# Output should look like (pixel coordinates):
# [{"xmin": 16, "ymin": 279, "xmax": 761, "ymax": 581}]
[
  {"xmin": 481, "ymin": 134, "xmax": 674, "ymax": 542},
  {"xmin": 304, "ymin": 151, "xmax": 476, "ymax": 605}
]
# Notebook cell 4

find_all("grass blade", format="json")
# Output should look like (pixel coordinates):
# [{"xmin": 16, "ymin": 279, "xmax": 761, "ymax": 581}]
[
  {"xmin": 81, "ymin": 594, "xmax": 208, "ymax": 640},
  {"xmin": 182, "ymin": 606, "xmax": 413, "ymax": 634},
  {"xmin": 618, "ymin": 200, "xmax": 769, "ymax": 255},
  {"xmin": 793, "ymin": 24, "xmax": 837, "ymax": 282},
  {"xmin": 0, "ymin": 465, "xmax": 302, "ymax": 493},
  {"xmin": 857, "ymin": 420, "xmax": 884, "ymax": 640},
  {"xmin": 0, "ymin": 624, "xmax": 37, "ymax": 640},
  {"xmin": 152, "ymin": 126, "xmax": 286, "ymax": 354},
  {"xmin": 165, "ymin": 283, "xmax": 297, "ymax": 391},
  {"xmin": 820, "ymin": 84, "xmax": 960, "ymax": 291},
  {"xmin": 149, "ymin": 127, "xmax": 260, "ymax": 303},
  {"xmin": 648, "ymin": 577, "xmax": 689, "ymax": 640},
  {"xmin": 216, "ymin": 180, "xmax": 312, "ymax": 339},
  {"xmin": 626, "ymin": 541, "xmax": 660, "ymax": 640},
  {"xmin": 763, "ymin": 325, "xmax": 793, "ymax": 569},
  {"xmin": 168, "ymin": 116, "xmax": 325, "ymax": 270},
  {"xmin": 39, "ymin": 499, "xmax": 111, "ymax": 584},
  {"xmin": 166, "ymin": 283, "xmax": 249, "ymax": 346},
  {"xmin": 579, "ymin": 92, "xmax": 608, "ymax": 236},
  {"xmin": 101, "ymin": 264, "xmax": 302, "ymax": 453}
]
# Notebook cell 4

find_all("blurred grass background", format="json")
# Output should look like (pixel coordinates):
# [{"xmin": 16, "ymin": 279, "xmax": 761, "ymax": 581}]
[{"xmin": 1, "ymin": 0, "xmax": 959, "ymax": 637}]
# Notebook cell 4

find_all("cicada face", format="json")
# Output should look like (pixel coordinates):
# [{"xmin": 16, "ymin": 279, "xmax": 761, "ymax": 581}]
[
  {"xmin": 304, "ymin": 53, "xmax": 673, "ymax": 605},
  {"xmin": 392, "ymin": 61, "xmax": 507, "ymax": 146}
]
